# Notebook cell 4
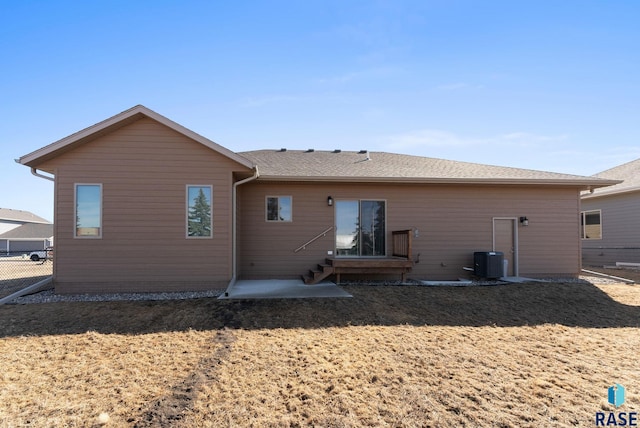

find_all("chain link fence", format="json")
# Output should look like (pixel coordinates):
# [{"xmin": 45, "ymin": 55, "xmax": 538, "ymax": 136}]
[{"xmin": 0, "ymin": 249, "xmax": 53, "ymax": 299}]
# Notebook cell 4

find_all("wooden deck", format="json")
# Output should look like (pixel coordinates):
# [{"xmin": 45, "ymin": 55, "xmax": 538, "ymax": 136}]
[
  {"xmin": 303, "ymin": 257, "xmax": 414, "ymax": 285},
  {"xmin": 301, "ymin": 229, "xmax": 415, "ymax": 285},
  {"xmin": 328, "ymin": 257, "xmax": 414, "ymax": 284}
]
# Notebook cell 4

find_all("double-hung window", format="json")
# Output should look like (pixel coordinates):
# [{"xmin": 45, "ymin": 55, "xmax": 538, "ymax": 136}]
[
  {"xmin": 580, "ymin": 210, "xmax": 602, "ymax": 240},
  {"xmin": 75, "ymin": 184, "xmax": 102, "ymax": 238}
]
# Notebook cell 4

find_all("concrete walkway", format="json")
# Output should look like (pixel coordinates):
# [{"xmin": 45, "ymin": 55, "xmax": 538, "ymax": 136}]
[
  {"xmin": 219, "ymin": 279, "xmax": 352, "ymax": 299},
  {"xmin": 419, "ymin": 277, "xmax": 546, "ymax": 286}
]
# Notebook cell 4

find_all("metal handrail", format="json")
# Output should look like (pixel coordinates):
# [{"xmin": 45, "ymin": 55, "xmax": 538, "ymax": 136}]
[{"xmin": 294, "ymin": 226, "xmax": 334, "ymax": 253}]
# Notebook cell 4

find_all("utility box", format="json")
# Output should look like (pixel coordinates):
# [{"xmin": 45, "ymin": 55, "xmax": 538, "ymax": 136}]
[{"xmin": 474, "ymin": 251, "xmax": 504, "ymax": 279}]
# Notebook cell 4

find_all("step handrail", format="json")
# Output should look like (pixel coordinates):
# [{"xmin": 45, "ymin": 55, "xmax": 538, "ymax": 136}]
[{"xmin": 294, "ymin": 226, "xmax": 334, "ymax": 253}]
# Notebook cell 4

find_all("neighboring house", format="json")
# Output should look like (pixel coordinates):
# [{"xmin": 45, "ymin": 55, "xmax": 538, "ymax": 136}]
[
  {"xmin": 581, "ymin": 158, "xmax": 640, "ymax": 266},
  {"xmin": 17, "ymin": 105, "xmax": 617, "ymax": 294},
  {"xmin": 0, "ymin": 208, "xmax": 53, "ymax": 253}
]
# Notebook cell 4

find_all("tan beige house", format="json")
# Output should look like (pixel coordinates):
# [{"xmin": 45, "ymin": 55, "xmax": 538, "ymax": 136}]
[
  {"xmin": 18, "ymin": 105, "xmax": 617, "ymax": 293},
  {"xmin": 581, "ymin": 159, "xmax": 640, "ymax": 265}
]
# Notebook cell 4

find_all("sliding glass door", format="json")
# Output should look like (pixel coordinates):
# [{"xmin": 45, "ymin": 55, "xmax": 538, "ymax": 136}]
[{"xmin": 335, "ymin": 200, "xmax": 386, "ymax": 257}]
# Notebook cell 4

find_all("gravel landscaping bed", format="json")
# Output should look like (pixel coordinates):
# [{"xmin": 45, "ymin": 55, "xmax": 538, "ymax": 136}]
[
  {"xmin": 5, "ymin": 273, "xmax": 621, "ymax": 305},
  {"xmin": 9, "ymin": 288, "xmax": 226, "ymax": 304}
]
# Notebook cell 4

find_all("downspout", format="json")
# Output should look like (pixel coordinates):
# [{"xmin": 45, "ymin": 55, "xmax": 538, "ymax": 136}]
[
  {"xmin": 225, "ymin": 166, "xmax": 259, "ymax": 296},
  {"xmin": 17, "ymin": 166, "xmax": 55, "ymax": 293}
]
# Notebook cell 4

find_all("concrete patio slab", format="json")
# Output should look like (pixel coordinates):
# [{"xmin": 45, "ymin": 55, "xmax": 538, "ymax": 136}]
[{"xmin": 218, "ymin": 279, "xmax": 352, "ymax": 299}]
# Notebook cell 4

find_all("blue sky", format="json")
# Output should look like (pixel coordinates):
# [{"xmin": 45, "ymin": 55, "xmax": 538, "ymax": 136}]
[{"xmin": 2, "ymin": 0, "xmax": 639, "ymax": 222}]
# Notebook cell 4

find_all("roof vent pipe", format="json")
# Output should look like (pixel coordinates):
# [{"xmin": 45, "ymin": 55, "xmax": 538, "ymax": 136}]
[{"xmin": 358, "ymin": 149, "xmax": 371, "ymax": 160}]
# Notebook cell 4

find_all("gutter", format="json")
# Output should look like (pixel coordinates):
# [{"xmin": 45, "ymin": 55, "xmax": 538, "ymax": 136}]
[
  {"xmin": 581, "ymin": 185, "xmax": 640, "ymax": 200},
  {"xmin": 224, "ymin": 166, "xmax": 260, "ymax": 297},
  {"xmin": 30, "ymin": 167, "xmax": 55, "ymax": 182},
  {"xmin": 254, "ymin": 174, "xmax": 621, "ymax": 190},
  {"xmin": 14, "ymin": 159, "xmax": 56, "ymax": 183}
]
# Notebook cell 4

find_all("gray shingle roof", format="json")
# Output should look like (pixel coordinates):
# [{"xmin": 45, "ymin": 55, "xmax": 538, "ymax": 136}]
[
  {"xmin": 0, "ymin": 208, "xmax": 51, "ymax": 224},
  {"xmin": 584, "ymin": 158, "xmax": 640, "ymax": 199},
  {"xmin": 241, "ymin": 149, "xmax": 618, "ymax": 188},
  {"xmin": 0, "ymin": 223, "xmax": 53, "ymax": 239}
]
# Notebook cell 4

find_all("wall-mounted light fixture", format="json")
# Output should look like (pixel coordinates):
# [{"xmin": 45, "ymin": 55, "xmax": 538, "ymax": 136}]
[
  {"xmin": 327, "ymin": 196, "xmax": 333, "ymax": 206},
  {"xmin": 519, "ymin": 216, "xmax": 529, "ymax": 226}
]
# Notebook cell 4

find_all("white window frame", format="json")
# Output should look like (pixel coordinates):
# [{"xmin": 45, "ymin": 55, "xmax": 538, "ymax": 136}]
[
  {"xmin": 265, "ymin": 196, "xmax": 293, "ymax": 222},
  {"xmin": 581, "ymin": 209, "xmax": 602, "ymax": 240},
  {"xmin": 186, "ymin": 185, "xmax": 213, "ymax": 239},
  {"xmin": 74, "ymin": 183, "xmax": 103, "ymax": 239}
]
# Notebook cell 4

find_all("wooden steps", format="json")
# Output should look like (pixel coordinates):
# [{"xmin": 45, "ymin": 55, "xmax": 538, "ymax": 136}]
[{"xmin": 302, "ymin": 263, "xmax": 334, "ymax": 285}]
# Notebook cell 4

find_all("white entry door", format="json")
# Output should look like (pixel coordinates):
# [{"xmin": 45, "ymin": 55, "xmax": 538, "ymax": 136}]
[{"xmin": 493, "ymin": 218, "xmax": 518, "ymax": 277}]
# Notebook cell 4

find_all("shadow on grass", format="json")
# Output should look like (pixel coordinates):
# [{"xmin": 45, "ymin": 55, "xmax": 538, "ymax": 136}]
[{"xmin": 0, "ymin": 281, "xmax": 639, "ymax": 337}]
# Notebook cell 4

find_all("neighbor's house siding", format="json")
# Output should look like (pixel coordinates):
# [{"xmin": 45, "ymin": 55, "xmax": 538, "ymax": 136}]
[
  {"xmin": 0, "ymin": 239, "xmax": 50, "ymax": 253},
  {"xmin": 238, "ymin": 181, "xmax": 582, "ymax": 280},
  {"xmin": 581, "ymin": 191, "xmax": 640, "ymax": 265},
  {"xmin": 35, "ymin": 117, "xmax": 248, "ymax": 293}
]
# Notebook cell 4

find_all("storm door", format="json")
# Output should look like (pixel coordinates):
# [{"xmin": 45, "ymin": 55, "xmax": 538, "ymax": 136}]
[{"xmin": 335, "ymin": 200, "xmax": 386, "ymax": 257}]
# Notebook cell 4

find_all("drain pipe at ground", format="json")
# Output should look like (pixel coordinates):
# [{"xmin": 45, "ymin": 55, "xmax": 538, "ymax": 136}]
[
  {"xmin": 0, "ymin": 276, "xmax": 53, "ymax": 305},
  {"xmin": 225, "ymin": 166, "xmax": 260, "ymax": 297},
  {"xmin": 581, "ymin": 269, "xmax": 635, "ymax": 284}
]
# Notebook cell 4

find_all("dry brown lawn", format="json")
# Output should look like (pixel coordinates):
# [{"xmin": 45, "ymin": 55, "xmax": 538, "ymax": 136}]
[{"xmin": 1, "ymin": 274, "xmax": 639, "ymax": 427}]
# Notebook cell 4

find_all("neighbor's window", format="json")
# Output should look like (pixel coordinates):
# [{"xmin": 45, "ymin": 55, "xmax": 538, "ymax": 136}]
[
  {"xmin": 581, "ymin": 210, "xmax": 602, "ymax": 240},
  {"xmin": 75, "ymin": 184, "xmax": 102, "ymax": 238},
  {"xmin": 266, "ymin": 196, "xmax": 292, "ymax": 222},
  {"xmin": 187, "ymin": 185, "xmax": 213, "ymax": 238}
]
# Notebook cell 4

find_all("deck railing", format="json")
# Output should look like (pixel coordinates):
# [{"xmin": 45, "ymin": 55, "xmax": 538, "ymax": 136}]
[{"xmin": 392, "ymin": 229, "xmax": 413, "ymax": 260}]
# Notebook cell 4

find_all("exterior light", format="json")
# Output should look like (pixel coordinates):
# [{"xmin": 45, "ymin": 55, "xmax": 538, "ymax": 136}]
[
  {"xmin": 519, "ymin": 216, "xmax": 529, "ymax": 226},
  {"xmin": 327, "ymin": 196, "xmax": 333, "ymax": 206}
]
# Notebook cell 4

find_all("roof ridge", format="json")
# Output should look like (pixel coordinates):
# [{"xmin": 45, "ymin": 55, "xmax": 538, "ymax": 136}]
[
  {"xmin": 0, "ymin": 208, "xmax": 51, "ymax": 224},
  {"xmin": 594, "ymin": 157, "xmax": 640, "ymax": 177}
]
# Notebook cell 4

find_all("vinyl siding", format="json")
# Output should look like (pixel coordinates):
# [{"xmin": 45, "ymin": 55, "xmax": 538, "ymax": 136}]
[
  {"xmin": 238, "ymin": 182, "xmax": 582, "ymax": 280},
  {"xmin": 582, "ymin": 191, "xmax": 640, "ymax": 265},
  {"xmin": 36, "ymin": 117, "xmax": 250, "ymax": 293}
]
